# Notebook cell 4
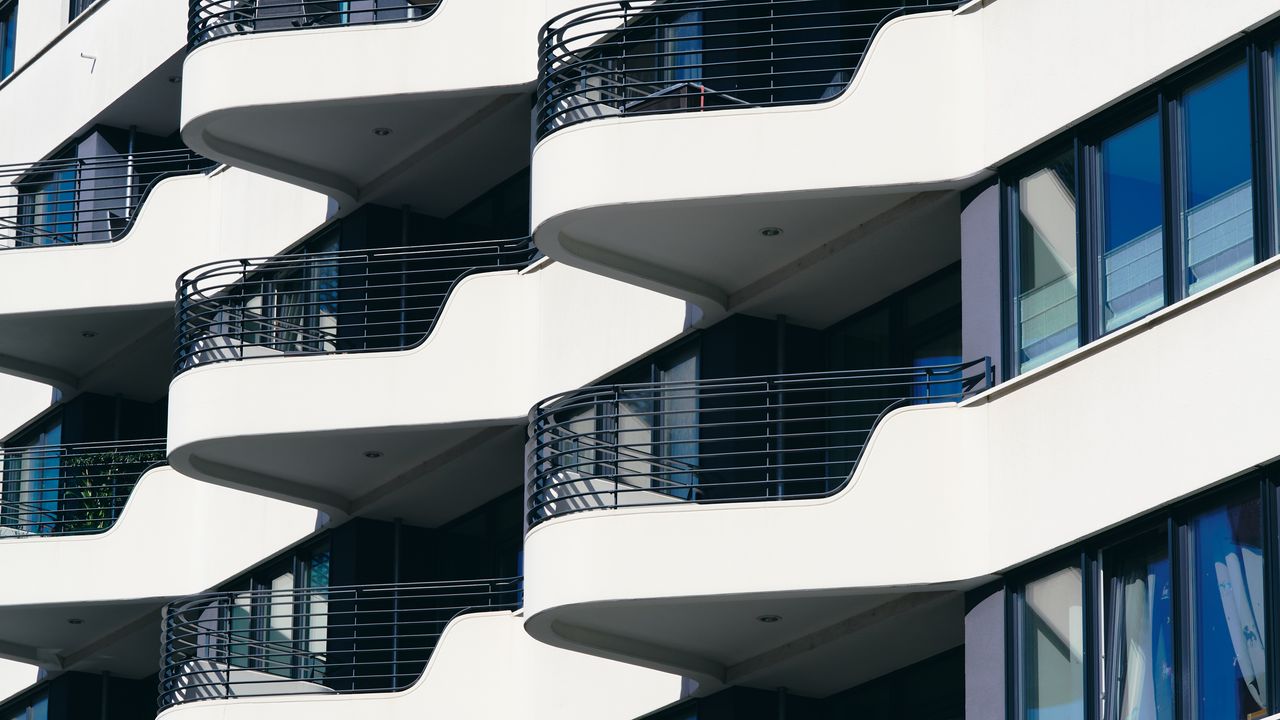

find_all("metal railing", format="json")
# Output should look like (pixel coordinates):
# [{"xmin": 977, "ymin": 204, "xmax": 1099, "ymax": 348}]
[
  {"xmin": 526, "ymin": 358, "xmax": 991, "ymax": 526},
  {"xmin": 189, "ymin": 0, "xmax": 443, "ymax": 48},
  {"xmin": 159, "ymin": 577, "xmax": 522, "ymax": 708},
  {"xmin": 0, "ymin": 149, "xmax": 216, "ymax": 249},
  {"xmin": 173, "ymin": 237, "xmax": 537, "ymax": 374},
  {"xmin": 536, "ymin": 0, "xmax": 960, "ymax": 139},
  {"xmin": 0, "ymin": 439, "xmax": 166, "ymax": 537}
]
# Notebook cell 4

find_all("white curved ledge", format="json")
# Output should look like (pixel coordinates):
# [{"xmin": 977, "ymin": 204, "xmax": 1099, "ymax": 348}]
[
  {"xmin": 180, "ymin": 0, "xmax": 543, "ymax": 209},
  {"xmin": 532, "ymin": 0, "xmax": 1280, "ymax": 310},
  {"xmin": 157, "ymin": 611, "xmax": 682, "ymax": 720},
  {"xmin": 167, "ymin": 261, "xmax": 691, "ymax": 515},
  {"xmin": 523, "ymin": 252, "xmax": 1280, "ymax": 684},
  {"xmin": 0, "ymin": 167, "xmax": 330, "ymax": 391},
  {"xmin": 0, "ymin": 465, "xmax": 317, "ymax": 666}
]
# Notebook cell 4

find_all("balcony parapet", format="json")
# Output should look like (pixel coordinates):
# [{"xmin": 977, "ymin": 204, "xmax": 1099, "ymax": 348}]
[
  {"xmin": 0, "ymin": 150, "xmax": 216, "ymax": 250},
  {"xmin": 525, "ymin": 358, "xmax": 991, "ymax": 527},
  {"xmin": 0, "ymin": 439, "xmax": 166, "ymax": 538},
  {"xmin": 174, "ymin": 238, "xmax": 538, "ymax": 374},
  {"xmin": 159, "ymin": 577, "xmax": 522, "ymax": 708},
  {"xmin": 188, "ymin": 0, "xmax": 442, "ymax": 49}
]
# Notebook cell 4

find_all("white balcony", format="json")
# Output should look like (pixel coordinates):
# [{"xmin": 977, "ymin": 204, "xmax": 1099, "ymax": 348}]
[
  {"xmin": 523, "ymin": 251, "xmax": 1280, "ymax": 695},
  {"xmin": 0, "ymin": 165, "xmax": 329, "ymax": 396},
  {"xmin": 167, "ymin": 259, "xmax": 691, "ymax": 520},
  {"xmin": 532, "ymin": 0, "xmax": 1280, "ymax": 316},
  {"xmin": 156, "ymin": 610, "xmax": 682, "ymax": 720},
  {"xmin": 180, "ymin": 0, "xmax": 544, "ymax": 212}
]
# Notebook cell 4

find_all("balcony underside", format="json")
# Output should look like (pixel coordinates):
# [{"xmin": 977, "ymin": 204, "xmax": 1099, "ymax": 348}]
[
  {"xmin": 168, "ymin": 263, "xmax": 691, "ymax": 515},
  {"xmin": 0, "ymin": 467, "xmax": 316, "ymax": 676},
  {"xmin": 180, "ymin": 3, "xmax": 538, "ymax": 210},
  {"xmin": 524, "ymin": 251, "xmax": 1280, "ymax": 689},
  {"xmin": 536, "ymin": 187, "xmax": 962, "ymax": 323},
  {"xmin": 155, "ymin": 612, "xmax": 682, "ymax": 720}
]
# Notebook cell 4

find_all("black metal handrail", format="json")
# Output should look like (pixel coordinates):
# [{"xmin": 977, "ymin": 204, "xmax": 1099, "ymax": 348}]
[
  {"xmin": 535, "ymin": 0, "xmax": 960, "ymax": 139},
  {"xmin": 173, "ymin": 237, "xmax": 537, "ymax": 374},
  {"xmin": 525, "ymin": 358, "xmax": 991, "ymax": 526},
  {"xmin": 158, "ymin": 577, "xmax": 523, "ymax": 708},
  {"xmin": 0, "ymin": 439, "xmax": 167, "ymax": 537},
  {"xmin": 189, "ymin": 0, "xmax": 443, "ymax": 49},
  {"xmin": 0, "ymin": 149, "xmax": 216, "ymax": 249}
]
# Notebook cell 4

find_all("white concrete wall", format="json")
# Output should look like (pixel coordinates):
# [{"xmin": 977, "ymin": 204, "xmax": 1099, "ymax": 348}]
[
  {"xmin": 532, "ymin": 0, "xmax": 1280, "ymax": 233},
  {"xmin": 0, "ymin": 465, "xmax": 317, "ymax": 607},
  {"xmin": 157, "ymin": 611, "xmax": 681, "ymax": 720},
  {"xmin": 0, "ymin": 0, "xmax": 185, "ymax": 164},
  {"xmin": 525, "ymin": 251, "xmax": 1280, "ymax": 637},
  {"xmin": 0, "ymin": 167, "xmax": 330, "ymax": 317},
  {"xmin": 168, "ymin": 260, "xmax": 689, "ymax": 462}
]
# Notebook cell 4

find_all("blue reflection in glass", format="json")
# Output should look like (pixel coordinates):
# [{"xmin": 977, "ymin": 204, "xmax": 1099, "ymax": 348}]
[
  {"xmin": 1193, "ymin": 496, "xmax": 1266, "ymax": 719},
  {"xmin": 1104, "ymin": 537, "xmax": 1173, "ymax": 720},
  {"xmin": 1184, "ymin": 63, "xmax": 1254, "ymax": 295},
  {"xmin": 1101, "ymin": 115, "xmax": 1164, "ymax": 332}
]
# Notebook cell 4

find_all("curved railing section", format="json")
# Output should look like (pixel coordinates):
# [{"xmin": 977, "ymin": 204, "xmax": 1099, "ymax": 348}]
[
  {"xmin": 158, "ymin": 577, "xmax": 522, "ymax": 708},
  {"xmin": 0, "ymin": 439, "xmax": 167, "ymax": 537},
  {"xmin": 535, "ymin": 0, "xmax": 961, "ymax": 140},
  {"xmin": 189, "ymin": 0, "xmax": 444, "ymax": 49},
  {"xmin": 173, "ymin": 237, "xmax": 537, "ymax": 374},
  {"xmin": 0, "ymin": 150, "xmax": 216, "ymax": 249},
  {"xmin": 525, "ymin": 358, "xmax": 991, "ymax": 526}
]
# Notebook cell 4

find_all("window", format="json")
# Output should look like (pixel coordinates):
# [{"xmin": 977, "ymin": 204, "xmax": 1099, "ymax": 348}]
[
  {"xmin": 1180, "ymin": 62, "xmax": 1254, "ymax": 295},
  {"xmin": 0, "ymin": 0, "xmax": 14, "ymax": 80},
  {"xmin": 1011, "ymin": 150, "xmax": 1079, "ymax": 370},
  {"xmin": 1004, "ymin": 47, "xmax": 1273, "ymax": 376},
  {"xmin": 1012, "ymin": 483, "xmax": 1271, "ymax": 720},
  {"xmin": 68, "ymin": 0, "xmax": 91, "ymax": 21},
  {"xmin": 2, "ymin": 693, "xmax": 47, "ymax": 720}
]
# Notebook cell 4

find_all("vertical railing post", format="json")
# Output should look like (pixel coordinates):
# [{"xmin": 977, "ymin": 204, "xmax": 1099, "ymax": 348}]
[
  {"xmin": 609, "ymin": 387, "xmax": 620, "ymax": 508},
  {"xmin": 220, "ymin": 596, "xmax": 232, "ymax": 699},
  {"xmin": 773, "ymin": 379, "xmax": 785, "ymax": 499},
  {"xmin": 764, "ymin": 380, "xmax": 774, "ymax": 499}
]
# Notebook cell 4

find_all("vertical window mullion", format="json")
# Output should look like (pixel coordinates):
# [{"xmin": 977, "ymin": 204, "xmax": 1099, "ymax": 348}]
[
  {"xmin": 1083, "ymin": 551, "xmax": 1102, "ymax": 720},
  {"xmin": 1077, "ymin": 137, "xmax": 1100, "ymax": 344},
  {"xmin": 1162, "ymin": 91, "xmax": 1186, "ymax": 307},
  {"xmin": 1263, "ymin": 472, "xmax": 1280, "ymax": 720},
  {"xmin": 1250, "ymin": 41, "xmax": 1276, "ymax": 260}
]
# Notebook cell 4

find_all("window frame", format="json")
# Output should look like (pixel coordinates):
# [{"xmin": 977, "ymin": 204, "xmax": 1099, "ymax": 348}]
[
  {"xmin": 0, "ymin": 0, "xmax": 14, "ymax": 81},
  {"xmin": 1006, "ymin": 474, "xmax": 1280, "ymax": 720},
  {"xmin": 1001, "ymin": 34, "xmax": 1277, "ymax": 378}
]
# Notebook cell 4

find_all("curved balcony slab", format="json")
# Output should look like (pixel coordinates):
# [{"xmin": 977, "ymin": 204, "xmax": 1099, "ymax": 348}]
[
  {"xmin": 0, "ymin": 465, "xmax": 317, "ymax": 674},
  {"xmin": 168, "ymin": 260, "xmax": 691, "ymax": 519},
  {"xmin": 0, "ymin": 166, "xmax": 330, "ymax": 396},
  {"xmin": 156, "ymin": 610, "xmax": 681, "ymax": 720},
  {"xmin": 0, "ymin": 0, "xmax": 185, "ymax": 165},
  {"xmin": 532, "ymin": 0, "xmax": 1280, "ymax": 314},
  {"xmin": 524, "ymin": 252, "xmax": 1280, "ymax": 693},
  {"xmin": 180, "ymin": 0, "xmax": 542, "ymax": 211}
]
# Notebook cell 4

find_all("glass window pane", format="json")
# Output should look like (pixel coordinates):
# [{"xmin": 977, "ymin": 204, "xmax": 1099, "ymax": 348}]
[
  {"xmin": 1015, "ymin": 150, "xmax": 1079, "ymax": 372},
  {"xmin": 1104, "ymin": 534, "xmax": 1173, "ymax": 720},
  {"xmin": 0, "ymin": 2, "xmax": 15, "ymax": 80},
  {"xmin": 1183, "ymin": 63, "xmax": 1254, "ymax": 295},
  {"xmin": 27, "ymin": 695, "xmax": 46, "ymax": 720},
  {"xmin": 1191, "ymin": 492, "xmax": 1266, "ymax": 719},
  {"xmin": 1101, "ymin": 114, "xmax": 1164, "ymax": 332},
  {"xmin": 1023, "ymin": 565, "xmax": 1085, "ymax": 720}
]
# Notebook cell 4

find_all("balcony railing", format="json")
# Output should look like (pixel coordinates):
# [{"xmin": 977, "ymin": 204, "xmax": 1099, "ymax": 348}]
[
  {"xmin": 0, "ymin": 150, "xmax": 216, "ymax": 249},
  {"xmin": 158, "ymin": 577, "xmax": 522, "ymax": 708},
  {"xmin": 535, "ymin": 0, "xmax": 961, "ymax": 139},
  {"xmin": 173, "ymin": 237, "xmax": 537, "ymax": 374},
  {"xmin": 525, "ymin": 359, "xmax": 991, "ymax": 526},
  {"xmin": 189, "ymin": 0, "xmax": 443, "ymax": 49},
  {"xmin": 0, "ymin": 439, "xmax": 166, "ymax": 537}
]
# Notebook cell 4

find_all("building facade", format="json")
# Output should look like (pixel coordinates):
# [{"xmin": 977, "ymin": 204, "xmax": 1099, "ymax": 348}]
[{"xmin": 0, "ymin": 0, "xmax": 1276, "ymax": 718}]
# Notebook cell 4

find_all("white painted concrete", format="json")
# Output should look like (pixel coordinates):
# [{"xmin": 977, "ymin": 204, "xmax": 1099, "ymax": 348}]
[
  {"xmin": 157, "ymin": 611, "xmax": 682, "ymax": 720},
  {"xmin": 532, "ymin": 0, "xmax": 1280, "ymax": 306},
  {"xmin": 0, "ymin": 0, "xmax": 185, "ymax": 164},
  {"xmin": 524, "ymin": 250, "xmax": 1280, "ymax": 679},
  {"xmin": 0, "ymin": 661, "xmax": 40, "ymax": 703}
]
